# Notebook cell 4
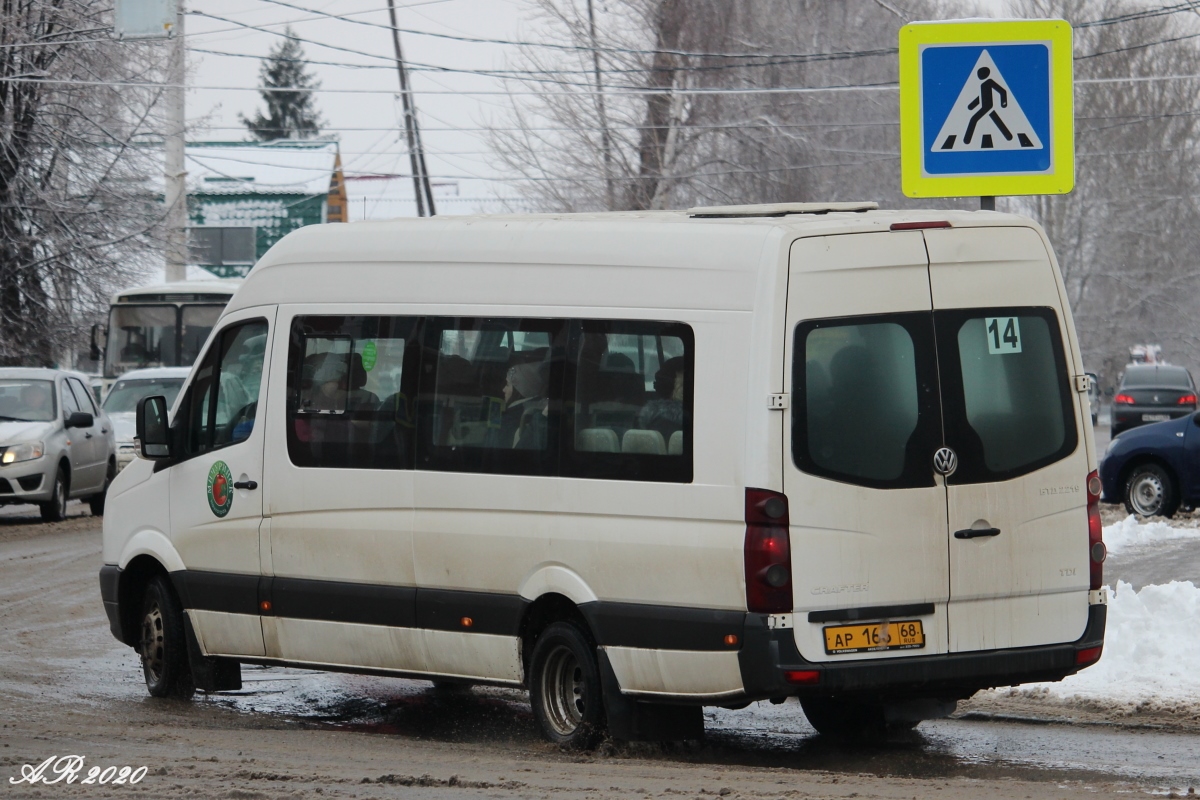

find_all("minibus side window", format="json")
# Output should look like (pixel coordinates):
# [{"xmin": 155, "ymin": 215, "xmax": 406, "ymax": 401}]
[
  {"xmin": 285, "ymin": 315, "xmax": 420, "ymax": 470},
  {"xmin": 177, "ymin": 320, "xmax": 269, "ymax": 459},
  {"xmin": 792, "ymin": 314, "xmax": 939, "ymax": 490},
  {"xmin": 564, "ymin": 320, "xmax": 694, "ymax": 483},
  {"xmin": 416, "ymin": 317, "xmax": 564, "ymax": 476}
]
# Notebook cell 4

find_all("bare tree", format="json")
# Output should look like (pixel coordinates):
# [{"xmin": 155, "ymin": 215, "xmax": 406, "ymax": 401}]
[
  {"xmin": 489, "ymin": 0, "xmax": 944, "ymax": 212},
  {"xmin": 490, "ymin": 0, "xmax": 739, "ymax": 211},
  {"xmin": 0, "ymin": 0, "xmax": 166, "ymax": 367}
]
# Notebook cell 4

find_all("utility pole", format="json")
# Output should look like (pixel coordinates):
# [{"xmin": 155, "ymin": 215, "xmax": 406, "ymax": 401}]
[
  {"xmin": 163, "ymin": 1, "xmax": 187, "ymax": 282},
  {"xmin": 587, "ymin": 0, "xmax": 614, "ymax": 210},
  {"xmin": 386, "ymin": 0, "xmax": 436, "ymax": 216}
]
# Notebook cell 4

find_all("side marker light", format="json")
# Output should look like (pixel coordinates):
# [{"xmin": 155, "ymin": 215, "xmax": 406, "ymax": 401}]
[
  {"xmin": 460, "ymin": 616, "xmax": 474, "ymax": 628},
  {"xmin": 724, "ymin": 634, "xmax": 739, "ymax": 647}
]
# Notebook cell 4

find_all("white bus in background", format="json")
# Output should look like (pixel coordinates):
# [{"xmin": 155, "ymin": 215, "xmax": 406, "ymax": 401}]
[{"xmin": 92, "ymin": 280, "xmax": 241, "ymax": 394}]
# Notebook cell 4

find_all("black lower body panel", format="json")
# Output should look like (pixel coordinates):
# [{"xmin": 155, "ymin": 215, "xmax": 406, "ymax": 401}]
[{"xmin": 739, "ymin": 603, "xmax": 1107, "ymax": 701}]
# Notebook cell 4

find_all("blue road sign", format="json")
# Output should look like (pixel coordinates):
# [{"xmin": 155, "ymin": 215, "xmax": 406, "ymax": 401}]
[
  {"xmin": 899, "ymin": 20, "xmax": 1074, "ymax": 198},
  {"xmin": 922, "ymin": 44, "xmax": 1051, "ymax": 175}
]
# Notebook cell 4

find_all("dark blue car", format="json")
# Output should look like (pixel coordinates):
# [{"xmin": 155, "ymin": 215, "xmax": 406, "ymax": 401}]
[{"xmin": 1099, "ymin": 411, "xmax": 1200, "ymax": 516}]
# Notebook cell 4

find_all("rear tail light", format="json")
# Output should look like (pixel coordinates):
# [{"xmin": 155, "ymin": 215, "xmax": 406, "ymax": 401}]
[
  {"xmin": 1087, "ymin": 470, "xmax": 1105, "ymax": 590},
  {"xmin": 1113, "ymin": 393, "xmax": 1135, "ymax": 404},
  {"xmin": 744, "ymin": 488, "xmax": 793, "ymax": 614},
  {"xmin": 1179, "ymin": 394, "xmax": 1197, "ymax": 405}
]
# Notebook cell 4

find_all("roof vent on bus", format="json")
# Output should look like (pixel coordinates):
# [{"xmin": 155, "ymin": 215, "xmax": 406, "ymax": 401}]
[{"xmin": 687, "ymin": 201, "xmax": 878, "ymax": 218}]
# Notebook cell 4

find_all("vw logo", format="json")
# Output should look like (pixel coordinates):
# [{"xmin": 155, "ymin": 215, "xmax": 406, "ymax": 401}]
[{"xmin": 933, "ymin": 447, "xmax": 958, "ymax": 476}]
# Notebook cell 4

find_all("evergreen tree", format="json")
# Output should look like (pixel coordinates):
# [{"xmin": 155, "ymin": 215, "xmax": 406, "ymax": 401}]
[{"xmin": 241, "ymin": 29, "xmax": 324, "ymax": 141}]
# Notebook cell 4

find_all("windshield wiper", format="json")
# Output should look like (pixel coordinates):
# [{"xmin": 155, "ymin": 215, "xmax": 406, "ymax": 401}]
[{"xmin": 0, "ymin": 415, "xmax": 34, "ymax": 422}]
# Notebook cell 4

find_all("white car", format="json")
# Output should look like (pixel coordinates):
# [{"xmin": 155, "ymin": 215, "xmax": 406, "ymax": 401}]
[
  {"xmin": 0, "ymin": 368, "xmax": 117, "ymax": 520},
  {"xmin": 101, "ymin": 367, "xmax": 190, "ymax": 471}
]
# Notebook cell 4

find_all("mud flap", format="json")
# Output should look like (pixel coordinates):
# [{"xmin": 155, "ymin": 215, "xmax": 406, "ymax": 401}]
[
  {"xmin": 182, "ymin": 615, "xmax": 242, "ymax": 693},
  {"xmin": 597, "ymin": 649, "xmax": 704, "ymax": 741}
]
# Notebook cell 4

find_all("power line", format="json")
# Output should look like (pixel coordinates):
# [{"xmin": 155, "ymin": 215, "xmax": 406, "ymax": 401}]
[
  {"xmin": 1078, "ymin": 1, "xmax": 1200, "ymax": 28},
  {"xmin": 0, "ymin": 76, "xmax": 904, "ymax": 95},
  {"xmin": 245, "ymin": 0, "xmax": 903, "ymax": 61}
]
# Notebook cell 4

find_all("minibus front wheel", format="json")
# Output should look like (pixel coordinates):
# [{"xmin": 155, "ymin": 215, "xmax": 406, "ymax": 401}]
[
  {"xmin": 529, "ymin": 621, "xmax": 604, "ymax": 749},
  {"xmin": 138, "ymin": 575, "xmax": 195, "ymax": 699}
]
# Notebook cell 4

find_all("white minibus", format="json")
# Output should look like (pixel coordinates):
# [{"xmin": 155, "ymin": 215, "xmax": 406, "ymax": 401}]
[{"xmin": 100, "ymin": 203, "xmax": 1106, "ymax": 744}]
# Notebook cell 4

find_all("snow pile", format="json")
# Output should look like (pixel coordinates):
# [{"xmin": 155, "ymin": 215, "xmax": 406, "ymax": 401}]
[
  {"xmin": 1103, "ymin": 515, "xmax": 1200, "ymax": 556},
  {"xmin": 1015, "ymin": 580, "xmax": 1200, "ymax": 706}
]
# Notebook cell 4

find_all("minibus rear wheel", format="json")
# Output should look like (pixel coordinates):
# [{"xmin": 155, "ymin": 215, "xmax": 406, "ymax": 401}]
[
  {"xmin": 138, "ymin": 575, "xmax": 195, "ymax": 699},
  {"xmin": 800, "ymin": 696, "xmax": 908, "ymax": 740},
  {"xmin": 529, "ymin": 621, "xmax": 604, "ymax": 749}
]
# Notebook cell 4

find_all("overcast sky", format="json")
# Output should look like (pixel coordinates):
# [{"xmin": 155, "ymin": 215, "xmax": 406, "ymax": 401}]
[{"xmin": 183, "ymin": 0, "xmax": 542, "ymax": 215}]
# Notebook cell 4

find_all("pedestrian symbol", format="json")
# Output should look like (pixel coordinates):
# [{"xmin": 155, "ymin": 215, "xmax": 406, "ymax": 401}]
[
  {"xmin": 898, "ymin": 19, "xmax": 1074, "ymax": 198},
  {"xmin": 932, "ymin": 50, "xmax": 1042, "ymax": 153}
]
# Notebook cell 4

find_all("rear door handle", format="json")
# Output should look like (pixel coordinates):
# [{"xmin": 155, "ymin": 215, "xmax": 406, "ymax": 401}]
[
  {"xmin": 954, "ymin": 527, "xmax": 1001, "ymax": 539},
  {"xmin": 233, "ymin": 480, "xmax": 259, "ymax": 491}
]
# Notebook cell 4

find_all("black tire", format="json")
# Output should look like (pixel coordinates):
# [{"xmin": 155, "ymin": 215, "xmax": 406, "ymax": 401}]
[
  {"xmin": 1123, "ymin": 462, "xmax": 1178, "ymax": 518},
  {"xmin": 800, "ymin": 697, "xmax": 901, "ymax": 740},
  {"xmin": 39, "ymin": 465, "xmax": 68, "ymax": 522},
  {"xmin": 528, "ymin": 621, "xmax": 604, "ymax": 749},
  {"xmin": 138, "ymin": 575, "xmax": 194, "ymax": 699},
  {"xmin": 88, "ymin": 459, "xmax": 116, "ymax": 516}
]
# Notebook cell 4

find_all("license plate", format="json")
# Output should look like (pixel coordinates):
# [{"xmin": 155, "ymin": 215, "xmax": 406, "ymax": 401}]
[
  {"xmin": 823, "ymin": 620, "xmax": 925, "ymax": 655},
  {"xmin": 1143, "ymin": 413, "xmax": 1170, "ymax": 421}
]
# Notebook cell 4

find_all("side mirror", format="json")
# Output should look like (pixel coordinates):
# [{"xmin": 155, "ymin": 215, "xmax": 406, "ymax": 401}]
[
  {"xmin": 136, "ymin": 395, "xmax": 171, "ymax": 460},
  {"xmin": 65, "ymin": 411, "xmax": 94, "ymax": 429}
]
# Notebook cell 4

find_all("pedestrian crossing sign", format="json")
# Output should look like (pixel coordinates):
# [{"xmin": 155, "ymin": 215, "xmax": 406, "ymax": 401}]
[{"xmin": 899, "ymin": 19, "xmax": 1074, "ymax": 198}]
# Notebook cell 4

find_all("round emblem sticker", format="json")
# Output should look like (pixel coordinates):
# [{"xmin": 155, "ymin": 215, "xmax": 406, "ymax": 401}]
[{"xmin": 207, "ymin": 460, "xmax": 234, "ymax": 518}]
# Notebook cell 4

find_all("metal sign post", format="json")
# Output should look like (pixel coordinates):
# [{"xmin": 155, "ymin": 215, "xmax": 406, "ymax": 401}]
[
  {"xmin": 898, "ymin": 19, "xmax": 1075, "ymax": 204},
  {"xmin": 115, "ymin": 0, "xmax": 186, "ymax": 281}
]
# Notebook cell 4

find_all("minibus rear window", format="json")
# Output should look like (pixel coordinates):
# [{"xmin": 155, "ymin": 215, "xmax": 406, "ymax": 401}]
[
  {"xmin": 792, "ymin": 313, "xmax": 940, "ymax": 490},
  {"xmin": 935, "ymin": 307, "xmax": 1076, "ymax": 483}
]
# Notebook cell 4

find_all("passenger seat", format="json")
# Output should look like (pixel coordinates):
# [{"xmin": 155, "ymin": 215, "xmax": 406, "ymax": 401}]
[
  {"xmin": 577, "ymin": 427, "xmax": 620, "ymax": 453},
  {"xmin": 621, "ymin": 429, "xmax": 665, "ymax": 455}
]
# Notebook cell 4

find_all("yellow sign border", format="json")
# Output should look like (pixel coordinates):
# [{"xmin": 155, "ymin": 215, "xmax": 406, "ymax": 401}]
[{"xmin": 899, "ymin": 19, "xmax": 1074, "ymax": 198}]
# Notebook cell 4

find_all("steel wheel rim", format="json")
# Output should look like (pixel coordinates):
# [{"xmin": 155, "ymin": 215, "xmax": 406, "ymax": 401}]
[
  {"xmin": 140, "ymin": 601, "xmax": 165, "ymax": 684},
  {"xmin": 1131, "ymin": 473, "xmax": 1164, "ymax": 516},
  {"xmin": 540, "ymin": 644, "xmax": 585, "ymax": 736}
]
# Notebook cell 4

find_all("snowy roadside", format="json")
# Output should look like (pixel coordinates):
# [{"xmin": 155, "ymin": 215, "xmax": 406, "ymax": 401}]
[{"xmin": 965, "ymin": 516, "xmax": 1200, "ymax": 730}]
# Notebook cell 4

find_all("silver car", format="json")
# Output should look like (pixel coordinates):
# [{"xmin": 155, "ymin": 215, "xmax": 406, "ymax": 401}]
[
  {"xmin": 100, "ymin": 367, "xmax": 190, "ymax": 471},
  {"xmin": 0, "ymin": 368, "xmax": 117, "ymax": 520}
]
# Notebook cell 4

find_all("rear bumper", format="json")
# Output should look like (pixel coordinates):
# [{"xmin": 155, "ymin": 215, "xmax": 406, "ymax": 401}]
[
  {"xmin": 1111, "ymin": 407, "xmax": 1192, "ymax": 430},
  {"xmin": 738, "ymin": 603, "xmax": 1106, "ymax": 701}
]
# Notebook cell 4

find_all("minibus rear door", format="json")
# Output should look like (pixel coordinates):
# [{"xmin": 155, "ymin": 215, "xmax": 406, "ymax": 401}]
[
  {"xmin": 924, "ymin": 226, "xmax": 1090, "ymax": 653},
  {"xmin": 783, "ymin": 232, "xmax": 950, "ymax": 664}
]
